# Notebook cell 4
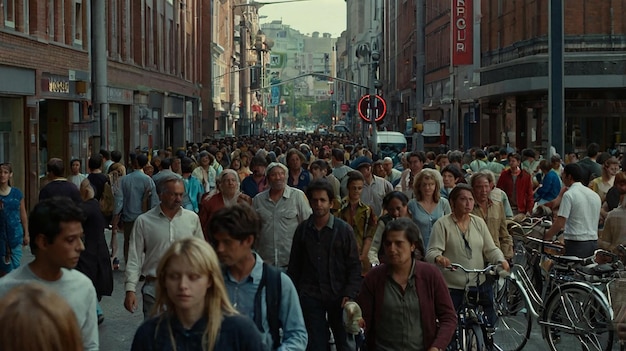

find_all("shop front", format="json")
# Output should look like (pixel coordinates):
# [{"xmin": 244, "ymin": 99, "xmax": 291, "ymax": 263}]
[
  {"xmin": 38, "ymin": 72, "xmax": 91, "ymax": 183},
  {"xmin": 0, "ymin": 65, "xmax": 34, "ymax": 206},
  {"xmin": 107, "ymin": 87, "xmax": 133, "ymax": 158}
]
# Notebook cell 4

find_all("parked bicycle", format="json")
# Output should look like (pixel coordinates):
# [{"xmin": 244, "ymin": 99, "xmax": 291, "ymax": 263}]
[{"xmin": 493, "ymin": 235, "xmax": 616, "ymax": 351}]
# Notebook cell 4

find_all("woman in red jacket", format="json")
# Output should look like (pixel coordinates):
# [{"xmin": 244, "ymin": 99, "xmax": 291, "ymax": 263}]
[
  {"xmin": 356, "ymin": 218, "xmax": 457, "ymax": 351},
  {"xmin": 496, "ymin": 153, "xmax": 535, "ymax": 215}
]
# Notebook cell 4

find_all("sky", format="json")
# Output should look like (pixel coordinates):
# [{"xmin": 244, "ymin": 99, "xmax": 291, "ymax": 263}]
[{"xmin": 258, "ymin": 0, "xmax": 347, "ymax": 38}]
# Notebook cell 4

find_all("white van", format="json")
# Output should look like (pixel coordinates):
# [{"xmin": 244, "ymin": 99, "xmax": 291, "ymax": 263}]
[{"xmin": 371, "ymin": 131, "xmax": 407, "ymax": 165}]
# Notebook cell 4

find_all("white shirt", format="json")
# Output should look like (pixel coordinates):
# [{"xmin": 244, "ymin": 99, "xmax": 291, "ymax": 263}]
[
  {"xmin": 125, "ymin": 206, "xmax": 204, "ymax": 292},
  {"xmin": 558, "ymin": 182, "xmax": 601, "ymax": 241}
]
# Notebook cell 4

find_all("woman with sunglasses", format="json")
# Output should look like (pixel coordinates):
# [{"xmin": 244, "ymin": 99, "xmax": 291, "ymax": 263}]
[
  {"xmin": 425, "ymin": 184, "xmax": 509, "ymax": 328},
  {"xmin": 0, "ymin": 163, "xmax": 28, "ymax": 277}
]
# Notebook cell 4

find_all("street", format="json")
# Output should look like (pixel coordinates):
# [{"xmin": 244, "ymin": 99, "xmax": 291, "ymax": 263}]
[{"xmin": 17, "ymin": 230, "xmax": 623, "ymax": 350}]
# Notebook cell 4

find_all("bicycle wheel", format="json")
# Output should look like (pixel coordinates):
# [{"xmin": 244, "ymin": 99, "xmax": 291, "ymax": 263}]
[
  {"xmin": 543, "ymin": 285, "xmax": 614, "ymax": 351},
  {"xmin": 492, "ymin": 277, "xmax": 531, "ymax": 351},
  {"xmin": 464, "ymin": 324, "xmax": 487, "ymax": 351}
]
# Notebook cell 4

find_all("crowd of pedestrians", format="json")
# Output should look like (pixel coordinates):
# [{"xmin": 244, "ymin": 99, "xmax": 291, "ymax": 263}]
[{"xmin": 0, "ymin": 132, "xmax": 625, "ymax": 350}]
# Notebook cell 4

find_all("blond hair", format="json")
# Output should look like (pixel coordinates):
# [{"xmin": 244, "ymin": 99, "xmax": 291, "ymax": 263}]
[
  {"xmin": 0, "ymin": 283, "xmax": 83, "ymax": 351},
  {"xmin": 413, "ymin": 168, "xmax": 442, "ymax": 202},
  {"xmin": 79, "ymin": 178, "xmax": 95, "ymax": 201},
  {"xmin": 153, "ymin": 238, "xmax": 238, "ymax": 351}
]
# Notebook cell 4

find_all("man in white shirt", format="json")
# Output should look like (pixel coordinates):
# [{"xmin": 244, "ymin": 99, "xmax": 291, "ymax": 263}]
[
  {"xmin": 123, "ymin": 175, "xmax": 204, "ymax": 319},
  {"xmin": 0, "ymin": 197, "xmax": 99, "ymax": 351},
  {"xmin": 544, "ymin": 163, "xmax": 601, "ymax": 258}
]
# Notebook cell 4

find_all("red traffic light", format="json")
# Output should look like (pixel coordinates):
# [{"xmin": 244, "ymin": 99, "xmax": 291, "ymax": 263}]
[{"xmin": 357, "ymin": 94, "xmax": 387, "ymax": 123}]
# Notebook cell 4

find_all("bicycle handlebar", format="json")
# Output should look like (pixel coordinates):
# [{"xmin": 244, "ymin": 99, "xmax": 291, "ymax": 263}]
[{"xmin": 447, "ymin": 263, "xmax": 510, "ymax": 278}]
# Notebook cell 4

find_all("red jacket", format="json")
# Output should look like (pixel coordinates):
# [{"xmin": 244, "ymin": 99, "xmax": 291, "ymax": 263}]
[
  {"xmin": 356, "ymin": 260, "xmax": 457, "ymax": 350},
  {"xmin": 497, "ymin": 168, "xmax": 534, "ymax": 214}
]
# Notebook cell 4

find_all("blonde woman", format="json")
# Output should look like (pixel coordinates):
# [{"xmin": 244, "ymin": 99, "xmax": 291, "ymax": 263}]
[
  {"xmin": 407, "ymin": 168, "xmax": 451, "ymax": 248},
  {"xmin": 131, "ymin": 237, "xmax": 262, "ymax": 351},
  {"xmin": 0, "ymin": 283, "xmax": 83, "ymax": 351}
]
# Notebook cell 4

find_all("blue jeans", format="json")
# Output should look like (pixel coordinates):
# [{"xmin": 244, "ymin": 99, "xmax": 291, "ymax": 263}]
[
  {"xmin": 449, "ymin": 283, "xmax": 497, "ymax": 327},
  {"xmin": 300, "ymin": 295, "xmax": 352, "ymax": 351}
]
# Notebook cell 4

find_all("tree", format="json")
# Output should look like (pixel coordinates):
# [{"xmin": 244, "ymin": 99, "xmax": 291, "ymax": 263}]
[{"xmin": 311, "ymin": 100, "xmax": 334, "ymax": 127}]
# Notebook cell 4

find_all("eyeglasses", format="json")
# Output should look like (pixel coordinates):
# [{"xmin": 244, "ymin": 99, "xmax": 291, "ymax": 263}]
[{"xmin": 460, "ymin": 232, "xmax": 472, "ymax": 259}]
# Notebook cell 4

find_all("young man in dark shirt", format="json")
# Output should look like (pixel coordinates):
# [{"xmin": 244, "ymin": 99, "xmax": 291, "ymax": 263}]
[{"xmin": 287, "ymin": 179, "xmax": 361, "ymax": 351}]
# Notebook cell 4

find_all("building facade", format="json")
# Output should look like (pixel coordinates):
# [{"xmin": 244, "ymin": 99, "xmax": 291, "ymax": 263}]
[
  {"xmin": 375, "ymin": 0, "xmax": 626, "ymax": 154},
  {"xmin": 0, "ymin": 0, "xmax": 207, "ymax": 208},
  {"xmin": 260, "ymin": 21, "xmax": 337, "ymax": 130}
]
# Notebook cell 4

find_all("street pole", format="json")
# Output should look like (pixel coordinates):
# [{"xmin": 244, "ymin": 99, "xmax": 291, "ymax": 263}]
[
  {"xmin": 92, "ymin": 0, "xmax": 108, "ymax": 150},
  {"xmin": 370, "ymin": 0, "xmax": 383, "ymax": 156},
  {"xmin": 415, "ymin": 0, "xmax": 425, "ymax": 151},
  {"xmin": 370, "ymin": 48, "xmax": 379, "ymax": 156},
  {"xmin": 239, "ymin": 14, "xmax": 250, "ymax": 136},
  {"xmin": 548, "ymin": 0, "xmax": 564, "ymax": 158}
]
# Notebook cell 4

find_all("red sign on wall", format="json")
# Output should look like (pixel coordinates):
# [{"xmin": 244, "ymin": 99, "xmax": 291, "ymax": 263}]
[{"xmin": 452, "ymin": 0, "xmax": 473, "ymax": 66}]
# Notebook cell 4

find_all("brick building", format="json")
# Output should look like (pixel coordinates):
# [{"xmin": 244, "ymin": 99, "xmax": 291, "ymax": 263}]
[
  {"xmin": 0, "ymin": 0, "xmax": 209, "ymax": 208},
  {"xmin": 381, "ymin": 0, "xmax": 626, "ymax": 153}
]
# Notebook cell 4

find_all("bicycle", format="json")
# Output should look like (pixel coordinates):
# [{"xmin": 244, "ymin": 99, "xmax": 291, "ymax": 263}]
[
  {"xmin": 447, "ymin": 263, "xmax": 507, "ymax": 351},
  {"xmin": 493, "ymin": 235, "xmax": 616, "ymax": 351}
]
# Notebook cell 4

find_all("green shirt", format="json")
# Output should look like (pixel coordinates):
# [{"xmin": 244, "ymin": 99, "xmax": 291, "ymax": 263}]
[{"xmin": 375, "ymin": 264, "xmax": 424, "ymax": 351}]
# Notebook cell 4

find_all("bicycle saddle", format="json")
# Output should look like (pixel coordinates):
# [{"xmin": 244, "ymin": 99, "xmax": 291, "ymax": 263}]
[
  {"xmin": 549, "ymin": 255, "xmax": 586, "ymax": 264},
  {"xmin": 578, "ymin": 263, "xmax": 616, "ymax": 276}
]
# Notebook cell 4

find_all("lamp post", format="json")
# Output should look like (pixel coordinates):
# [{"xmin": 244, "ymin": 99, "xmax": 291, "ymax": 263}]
[{"xmin": 356, "ymin": 40, "xmax": 381, "ymax": 155}]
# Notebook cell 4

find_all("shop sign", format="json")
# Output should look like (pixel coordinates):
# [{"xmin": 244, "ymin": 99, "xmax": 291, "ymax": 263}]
[
  {"xmin": 452, "ymin": 0, "xmax": 473, "ymax": 66},
  {"xmin": 42, "ymin": 74, "xmax": 70, "ymax": 94}
]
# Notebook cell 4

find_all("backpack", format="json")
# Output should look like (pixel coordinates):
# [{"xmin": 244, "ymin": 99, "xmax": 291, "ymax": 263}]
[
  {"xmin": 99, "ymin": 181, "xmax": 114, "ymax": 216},
  {"xmin": 253, "ymin": 262, "xmax": 282, "ymax": 349}
]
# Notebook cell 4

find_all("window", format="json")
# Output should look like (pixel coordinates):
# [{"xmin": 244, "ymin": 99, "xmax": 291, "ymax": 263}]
[
  {"xmin": 3, "ymin": 0, "xmax": 15, "ymax": 28},
  {"xmin": 48, "ymin": 0, "xmax": 55, "ymax": 39},
  {"xmin": 145, "ymin": 4, "xmax": 152, "ymax": 67},
  {"xmin": 168, "ymin": 19, "xmax": 174, "ymax": 73},
  {"xmin": 74, "ymin": 0, "xmax": 83, "ymax": 45}
]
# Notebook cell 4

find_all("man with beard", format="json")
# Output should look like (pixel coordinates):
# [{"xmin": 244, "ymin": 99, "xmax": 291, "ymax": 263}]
[
  {"xmin": 252, "ymin": 162, "xmax": 311, "ymax": 268},
  {"xmin": 123, "ymin": 175, "xmax": 204, "ymax": 319}
]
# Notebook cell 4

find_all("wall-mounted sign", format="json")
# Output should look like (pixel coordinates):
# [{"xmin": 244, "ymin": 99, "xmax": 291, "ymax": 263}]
[
  {"xmin": 42, "ymin": 75, "xmax": 70, "ymax": 94},
  {"xmin": 452, "ymin": 0, "xmax": 473, "ymax": 66}
]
